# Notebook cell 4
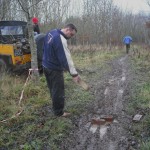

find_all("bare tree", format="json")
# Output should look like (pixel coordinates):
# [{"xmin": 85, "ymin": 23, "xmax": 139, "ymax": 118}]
[
  {"xmin": 0, "ymin": 0, "xmax": 12, "ymax": 20},
  {"xmin": 16, "ymin": 0, "xmax": 43, "ymax": 81},
  {"xmin": 0, "ymin": 0, "xmax": 149, "ymax": 47},
  {"xmin": 146, "ymin": 0, "xmax": 150, "ymax": 6}
]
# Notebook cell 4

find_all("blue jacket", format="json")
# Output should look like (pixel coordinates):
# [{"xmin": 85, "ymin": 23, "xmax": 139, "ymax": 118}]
[
  {"xmin": 42, "ymin": 29, "xmax": 78, "ymax": 77},
  {"xmin": 123, "ymin": 36, "xmax": 132, "ymax": 44}
]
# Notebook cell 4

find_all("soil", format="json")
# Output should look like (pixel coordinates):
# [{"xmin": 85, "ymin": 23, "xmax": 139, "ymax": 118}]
[{"xmin": 60, "ymin": 55, "xmax": 138, "ymax": 150}]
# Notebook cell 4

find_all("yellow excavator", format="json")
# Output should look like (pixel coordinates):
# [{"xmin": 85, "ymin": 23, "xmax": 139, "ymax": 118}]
[
  {"xmin": 0, "ymin": 20, "xmax": 45, "ymax": 73},
  {"xmin": 0, "ymin": 21, "xmax": 31, "ymax": 73}
]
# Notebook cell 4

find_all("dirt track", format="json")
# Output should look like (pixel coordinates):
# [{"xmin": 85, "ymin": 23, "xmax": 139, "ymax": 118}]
[{"xmin": 61, "ymin": 54, "xmax": 135, "ymax": 150}]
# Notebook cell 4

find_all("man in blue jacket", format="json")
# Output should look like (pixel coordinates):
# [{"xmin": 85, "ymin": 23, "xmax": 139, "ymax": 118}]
[
  {"xmin": 123, "ymin": 35, "xmax": 132, "ymax": 54},
  {"xmin": 42, "ymin": 24, "xmax": 81, "ymax": 117}
]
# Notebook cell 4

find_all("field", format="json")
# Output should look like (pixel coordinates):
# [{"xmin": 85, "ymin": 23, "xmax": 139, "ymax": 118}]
[{"xmin": 0, "ymin": 45, "xmax": 150, "ymax": 150}]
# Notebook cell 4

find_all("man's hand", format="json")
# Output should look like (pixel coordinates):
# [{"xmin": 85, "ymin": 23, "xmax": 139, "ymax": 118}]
[
  {"xmin": 73, "ymin": 75, "xmax": 81, "ymax": 83},
  {"xmin": 73, "ymin": 75, "xmax": 89, "ymax": 90}
]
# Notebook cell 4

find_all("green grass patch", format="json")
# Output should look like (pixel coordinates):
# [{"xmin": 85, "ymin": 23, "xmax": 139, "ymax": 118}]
[
  {"xmin": 73, "ymin": 50, "xmax": 122, "ymax": 70},
  {"xmin": 129, "ymin": 46, "xmax": 150, "ymax": 148},
  {"xmin": 141, "ymin": 141, "xmax": 150, "ymax": 150}
]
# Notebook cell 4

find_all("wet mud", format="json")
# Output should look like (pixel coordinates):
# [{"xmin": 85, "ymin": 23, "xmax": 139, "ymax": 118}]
[{"xmin": 61, "ymin": 55, "xmax": 135, "ymax": 150}]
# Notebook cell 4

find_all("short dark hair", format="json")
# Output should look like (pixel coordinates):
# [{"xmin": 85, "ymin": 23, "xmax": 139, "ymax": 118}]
[{"xmin": 64, "ymin": 23, "xmax": 77, "ymax": 32}]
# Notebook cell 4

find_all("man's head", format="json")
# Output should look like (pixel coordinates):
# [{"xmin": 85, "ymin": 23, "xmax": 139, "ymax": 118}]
[{"xmin": 61, "ymin": 24, "xmax": 77, "ymax": 39}]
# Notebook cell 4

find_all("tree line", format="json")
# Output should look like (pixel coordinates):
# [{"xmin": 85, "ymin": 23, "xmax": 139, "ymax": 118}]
[{"xmin": 1, "ymin": 0, "xmax": 150, "ymax": 46}]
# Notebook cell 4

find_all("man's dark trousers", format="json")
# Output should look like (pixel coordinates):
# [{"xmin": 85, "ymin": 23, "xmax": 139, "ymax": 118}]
[
  {"xmin": 43, "ymin": 67, "xmax": 65, "ymax": 116},
  {"xmin": 126, "ymin": 44, "xmax": 130, "ymax": 54}
]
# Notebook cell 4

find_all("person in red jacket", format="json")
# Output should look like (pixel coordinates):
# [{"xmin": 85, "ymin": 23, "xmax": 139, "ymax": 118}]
[{"xmin": 32, "ymin": 17, "xmax": 40, "ymax": 35}]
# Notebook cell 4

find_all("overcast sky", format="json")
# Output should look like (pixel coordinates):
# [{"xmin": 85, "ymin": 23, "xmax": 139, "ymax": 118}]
[
  {"xmin": 69, "ymin": 0, "xmax": 150, "ymax": 17},
  {"xmin": 113, "ymin": 0, "xmax": 150, "ymax": 14}
]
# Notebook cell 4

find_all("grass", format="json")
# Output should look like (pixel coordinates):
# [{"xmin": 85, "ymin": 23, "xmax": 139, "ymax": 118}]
[
  {"xmin": 141, "ymin": 141, "xmax": 150, "ymax": 150},
  {"xmin": 128, "ymin": 46, "xmax": 150, "ymax": 148},
  {"xmin": 0, "ymin": 47, "xmax": 123, "ymax": 150}
]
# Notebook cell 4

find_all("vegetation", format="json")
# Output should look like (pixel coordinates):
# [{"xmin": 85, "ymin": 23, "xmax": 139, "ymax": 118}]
[
  {"xmin": 1, "ymin": 0, "xmax": 150, "ymax": 46},
  {"xmin": 141, "ymin": 141, "xmax": 150, "ymax": 150},
  {"xmin": 0, "ymin": 47, "xmax": 122, "ymax": 150},
  {"xmin": 0, "ymin": 45, "xmax": 149, "ymax": 149},
  {"xmin": 128, "ymin": 46, "xmax": 150, "ymax": 149}
]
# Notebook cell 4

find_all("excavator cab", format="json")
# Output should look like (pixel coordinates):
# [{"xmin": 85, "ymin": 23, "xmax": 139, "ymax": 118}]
[{"xmin": 0, "ymin": 21, "xmax": 31, "ymax": 73}]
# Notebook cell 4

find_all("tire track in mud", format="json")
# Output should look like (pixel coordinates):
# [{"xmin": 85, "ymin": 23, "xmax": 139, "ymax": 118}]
[{"xmin": 61, "ymin": 55, "xmax": 131, "ymax": 150}]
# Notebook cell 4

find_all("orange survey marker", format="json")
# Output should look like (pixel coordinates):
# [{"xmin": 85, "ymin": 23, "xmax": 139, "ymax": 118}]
[{"xmin": 77, "ymin": 79, "xmax": 90, "ymax": 91}]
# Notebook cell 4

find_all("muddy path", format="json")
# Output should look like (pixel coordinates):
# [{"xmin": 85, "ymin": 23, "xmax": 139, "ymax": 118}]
[{"xmin": 61, "ymin": 55, "xmax": 134, "ymax": 150}]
